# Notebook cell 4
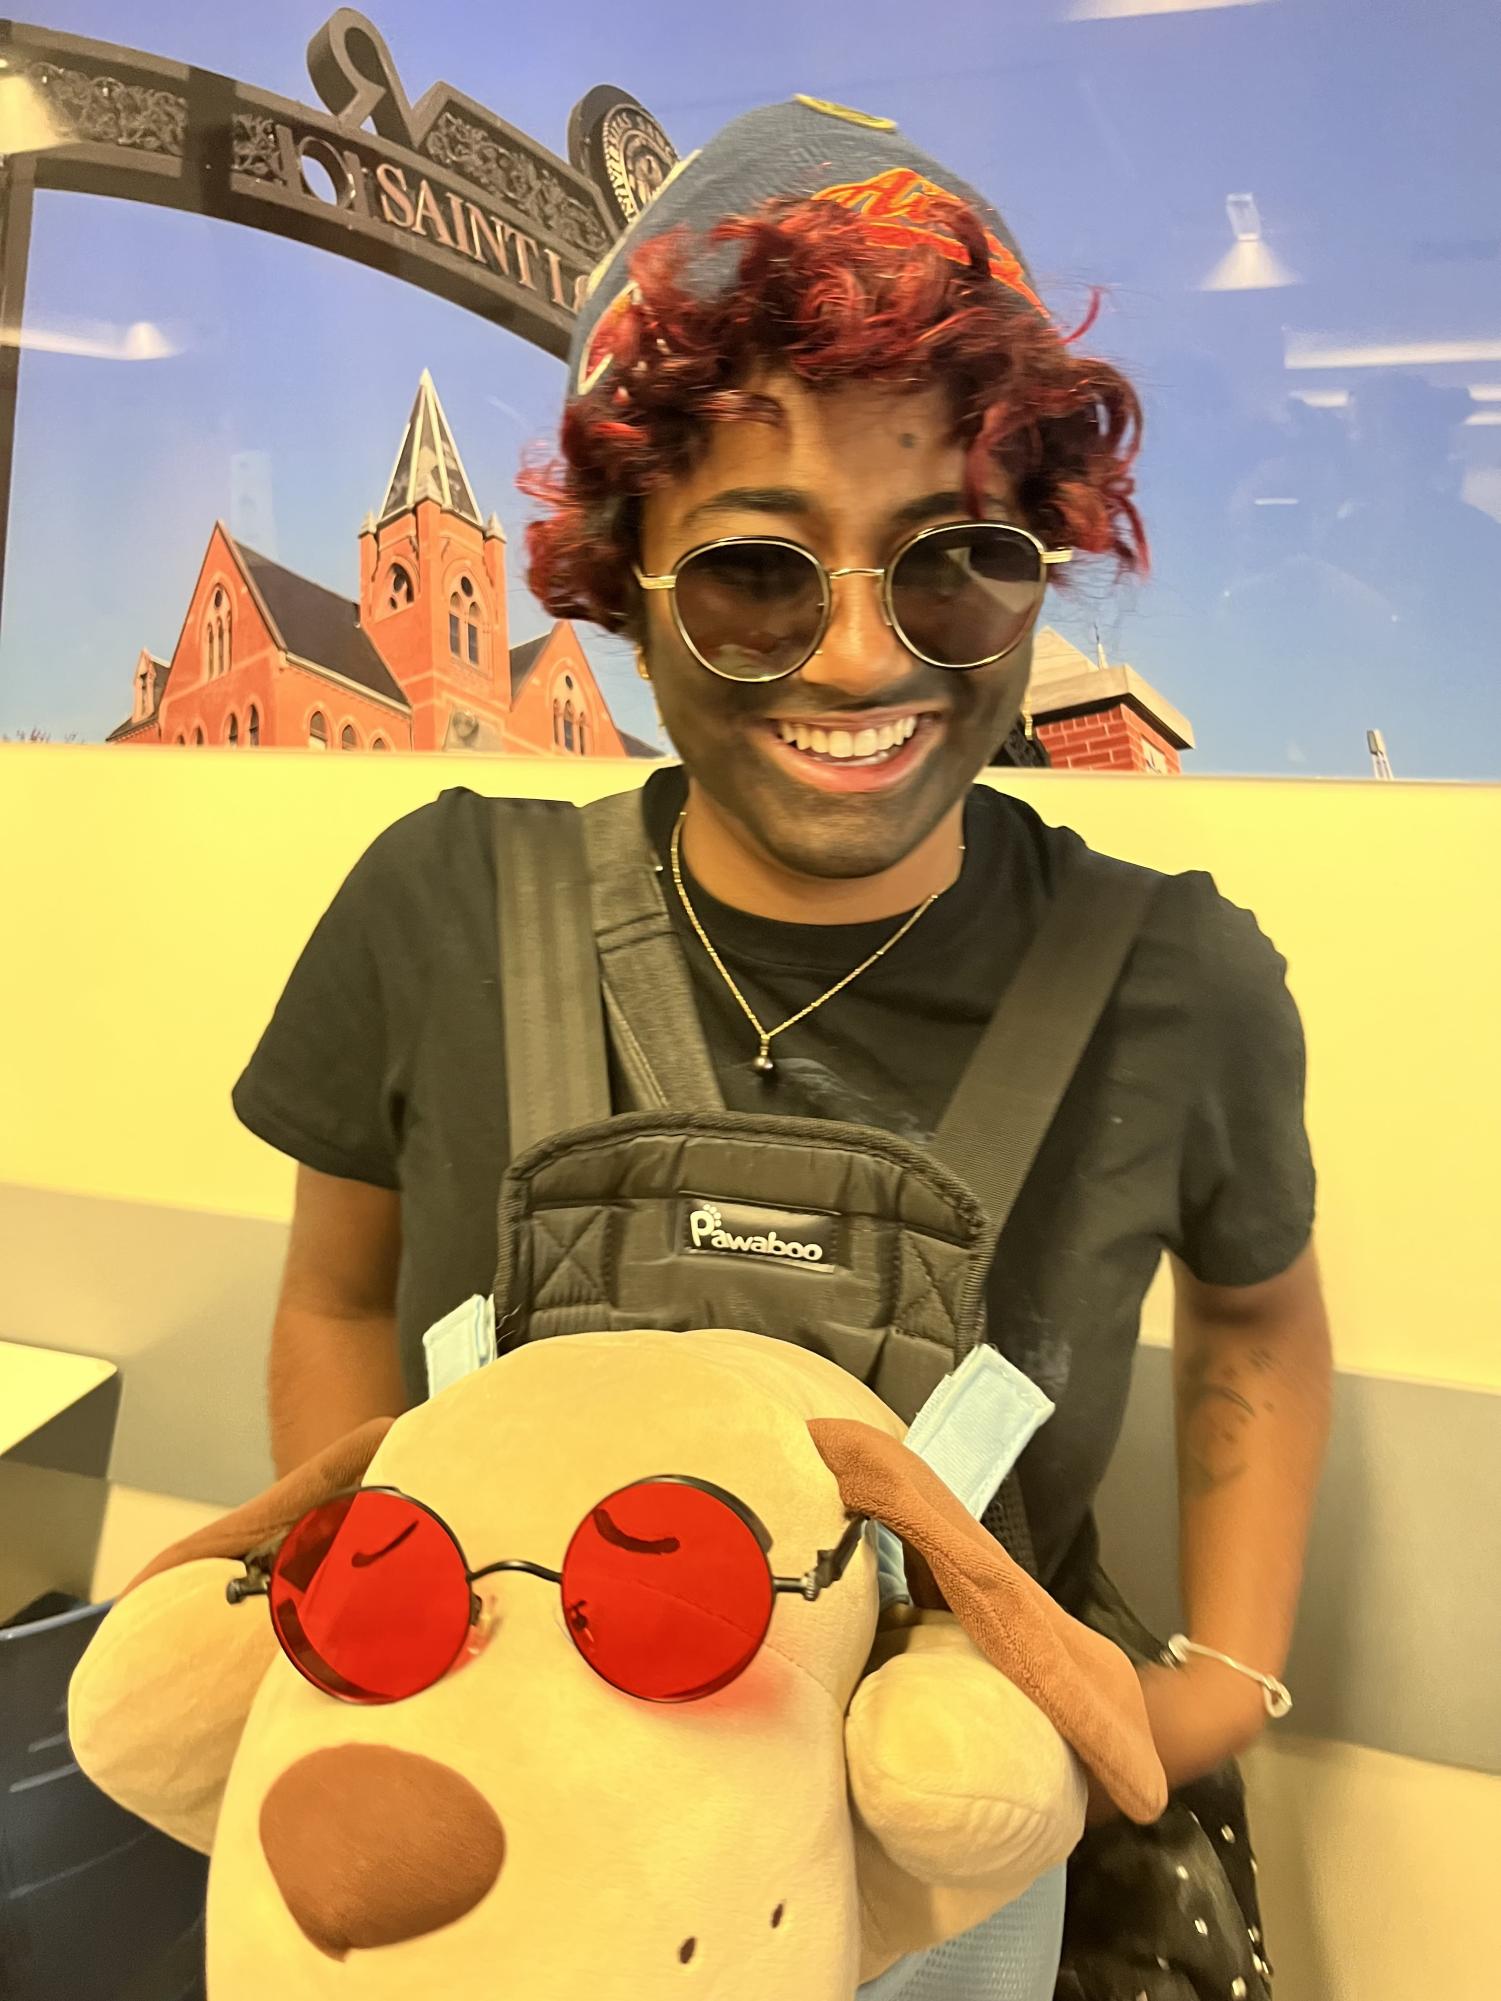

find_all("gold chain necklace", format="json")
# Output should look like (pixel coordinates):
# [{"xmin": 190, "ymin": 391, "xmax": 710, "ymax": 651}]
[{"xmin": 668, "ymin": 808, "xmax": 959, "ymax": 1080}]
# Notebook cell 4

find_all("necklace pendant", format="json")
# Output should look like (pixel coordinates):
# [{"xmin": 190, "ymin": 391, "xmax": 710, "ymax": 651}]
[{"xmin": 752, "ymin": 1039, "xmax": 776, "ymax": 1078}]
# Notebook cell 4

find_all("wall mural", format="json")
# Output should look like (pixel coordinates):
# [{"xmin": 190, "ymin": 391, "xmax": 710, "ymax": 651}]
[{"xmin": 1, "ymin": 0, "xmax": 1497, "ymax": 781}]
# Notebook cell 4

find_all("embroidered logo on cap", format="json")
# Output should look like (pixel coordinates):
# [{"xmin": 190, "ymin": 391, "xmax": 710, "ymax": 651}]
[
  {"xmin": 792, "ymin": 94, "xmax": 897, "ymax": 131},
  {"xmin": 812, "ymin": 166, "xmax": 1045, "ymax": 312},
  {"xmin": 576, "ymin": 282, "xmax": 641, "ymax": 395},
  {"xmin": 680, "ymin": 1196, "xmax": 838, "ymax": 1266}
]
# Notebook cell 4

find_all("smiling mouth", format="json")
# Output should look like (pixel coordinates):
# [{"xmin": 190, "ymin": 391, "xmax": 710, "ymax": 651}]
[{"xmin": 771, "ymin": 713, "xmax": 927, "ymax": 769}]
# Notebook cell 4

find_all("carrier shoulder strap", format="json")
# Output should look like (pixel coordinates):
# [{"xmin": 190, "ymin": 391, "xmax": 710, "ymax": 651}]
[
  {"xmin": 929, "ymin": 846, "xmax": 1161, "ymax": 1235},
  {"xmin": 490, "ymin": 796, "xmax": 613, "ymax": 1158},
  {"xmin": 491, "ymin": 790, "xmax": 722, "ymax": 1153},
  {"xmin": 579, "ymin": 787, "xmax": 724, "ymax": 1114}
]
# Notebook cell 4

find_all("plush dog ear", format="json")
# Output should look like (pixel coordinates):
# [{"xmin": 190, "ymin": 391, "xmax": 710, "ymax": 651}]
[
  {"xmin": 122, "ymin": 1416, "xmax": 395, "ymax": 1594},
  {"xmin": 68, "ymin": 1417, "xmax": 395, "ymax": 1853},
  {"xmin": 809, "ymin": 1417, "xmax": 1168, "ymax": 1825}
]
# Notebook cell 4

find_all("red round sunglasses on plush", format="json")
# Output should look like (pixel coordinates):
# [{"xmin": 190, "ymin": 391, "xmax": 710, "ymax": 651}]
[{"xmin": 225, "ymin": 1478, "xmax": 869, "ymax": 1706}]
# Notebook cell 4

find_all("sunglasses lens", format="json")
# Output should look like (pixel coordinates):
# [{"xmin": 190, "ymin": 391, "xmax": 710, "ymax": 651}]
[
  {"xmin": 561, "ymin": 1480, "xmax": 774, "ymax": 1701},
  {"xmin": 891, "ymin": 524, "xmax": 1045, "ymax": 667},
  {"xmin": 269, "ymin": 1491, "xmax": 471, "ymax": 1704},
  {"xmin": 672, "ymin": 541, "xmax": 824, "ymax": 680}
]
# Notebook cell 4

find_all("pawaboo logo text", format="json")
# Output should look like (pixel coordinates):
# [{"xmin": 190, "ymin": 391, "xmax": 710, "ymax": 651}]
[{"xmin": 681, "ymin": 1198, "xmax": 836, "ymax": 1265}]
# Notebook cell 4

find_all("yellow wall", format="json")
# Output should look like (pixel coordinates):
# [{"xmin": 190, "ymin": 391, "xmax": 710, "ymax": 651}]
[
  {"xmin": 3, "ymin": 744, "xmax": 1498, "ymax": 1388},
  {"xmin": 1243, "ymin": 1735, "xmax": 1501, "ymax": 2001}
]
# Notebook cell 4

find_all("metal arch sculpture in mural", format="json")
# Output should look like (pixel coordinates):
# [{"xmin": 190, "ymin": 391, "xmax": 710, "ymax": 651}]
[{"xmin": 0, "ymin": 8, "xmax": 678, "ymax": 612}]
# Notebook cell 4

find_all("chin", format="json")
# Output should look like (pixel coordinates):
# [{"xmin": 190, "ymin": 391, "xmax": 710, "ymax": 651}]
[{"xmin": 745, "ymin": 800, "xmax": 949, "ymax": 883}]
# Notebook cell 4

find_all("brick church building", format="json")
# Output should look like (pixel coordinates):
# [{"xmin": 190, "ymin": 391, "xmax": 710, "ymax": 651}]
[{"xmin": 109, "ymin": 372, "xmax": 655, "ymax": 760}]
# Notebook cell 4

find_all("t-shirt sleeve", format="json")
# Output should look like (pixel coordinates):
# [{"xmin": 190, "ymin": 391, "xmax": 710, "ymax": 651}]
[
  {"xmin": 232, "ymin": 826, "xmax": 413, "ymax": 1190},
  {"xmin": 1173, "ymin": 875, "xmax": 1317, "ymax": 1287}
]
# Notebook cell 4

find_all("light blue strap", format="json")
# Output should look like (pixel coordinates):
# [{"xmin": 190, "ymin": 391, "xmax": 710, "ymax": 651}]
[
  {"xmin": 877, "ymin": 1345, "xmax": 1054, "ymax": 1608},
  {"xmin": 421, "ymin": 1293, "xmax": 497, "ymax": 1399}
]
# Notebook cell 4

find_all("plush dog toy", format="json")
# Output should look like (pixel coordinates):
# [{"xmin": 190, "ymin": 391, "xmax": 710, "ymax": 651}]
[{"xmin": 69, "ymin": 1329, "xmax": 1165, "ymax": 1999}]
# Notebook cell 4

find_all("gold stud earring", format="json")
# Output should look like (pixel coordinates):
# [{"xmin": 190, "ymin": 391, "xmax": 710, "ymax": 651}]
[{"xmin": 634, "ymin": 648, "xmax": 652, "ymax": 682}]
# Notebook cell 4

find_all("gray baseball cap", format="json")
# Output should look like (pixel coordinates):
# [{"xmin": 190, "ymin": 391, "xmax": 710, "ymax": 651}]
[{"xmin": 569, "ymin": 95, "xmax": 1044, "ymax": 398}]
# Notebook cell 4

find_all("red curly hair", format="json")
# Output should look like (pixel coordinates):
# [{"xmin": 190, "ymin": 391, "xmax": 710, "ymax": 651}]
[{"xmin": 522, "ymin": 195, "xmax": 1147, "ymax": 635}]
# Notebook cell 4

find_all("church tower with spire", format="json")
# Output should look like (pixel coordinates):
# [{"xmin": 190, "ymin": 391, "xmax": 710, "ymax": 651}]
[{"xmin": 359, "ymin": 370, "xmax": 512, "ymax": 752}]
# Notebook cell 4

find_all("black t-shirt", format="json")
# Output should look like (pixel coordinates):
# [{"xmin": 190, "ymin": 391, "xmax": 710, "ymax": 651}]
[{"xmin": 234, "ymin": 768, "xmax": 1315, "ymax": 1584}]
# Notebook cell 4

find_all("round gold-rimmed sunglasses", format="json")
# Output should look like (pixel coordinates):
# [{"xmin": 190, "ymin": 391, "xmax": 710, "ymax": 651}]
[{"xmin": 633, "ymin": 520, "xmax": 1072, "ymax": 684}]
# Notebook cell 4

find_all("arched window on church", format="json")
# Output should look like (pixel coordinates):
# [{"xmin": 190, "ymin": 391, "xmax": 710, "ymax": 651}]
[
  {"xmin": 247, "ymin": 705, "xmax": 260, "ymax": 747},
  {"xmin": 341, "ymin": 724, "xmax": 359, "ymax": 750},
  {"xmin": 222, "ymin": 611, "xmax": 232, "ymax": 674},
  {"xmin": 577, "ymin": 712, "xmax": 588, "ymax": 756},
  {"xmin": 193, "ymin": 726, "xmax": 205, "ymax": 745},
  {"xmin": 563, "ymin": 700, "xmax": 575, "ymax": 752},
  {"xmin": 227, "ymin": 713, "xmax": 239, "ymax": 746},
  {"xmin": 553, "ymin": 698, "xmax": 562, "ymax": 748},
  {"xmin": 386, "ymin": 564, "xmax": 413, "ymax": 613},
  {"xmin": 370, "ymin": 736, "xmax": 390, "ymax": 751},
  {"xmin": 206, "ymin": 587, "xmax": 228, "ymax": 678},
  {"xmin": 466, "ymin": 601, "xmax": 481, "ymax": 666},
  {"xmin": 308, "ymin": 711, "xmax": 328, "ymax": 750},
  {"xmin": 449, "ymin": 593, "xmax": 462, "ymax": 656},
  {"xmin": 137, "ymin": 666, "xmax": 151, "ymax": 719}
]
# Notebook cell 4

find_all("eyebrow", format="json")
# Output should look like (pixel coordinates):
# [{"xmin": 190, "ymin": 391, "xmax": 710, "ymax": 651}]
[
  {"xmin": 679, "ymin": 486, "xmax": 817, "ymax": 528},
  {"xmin": 678, "ymin": 486, "xmax": 979, "ymax": 534}
]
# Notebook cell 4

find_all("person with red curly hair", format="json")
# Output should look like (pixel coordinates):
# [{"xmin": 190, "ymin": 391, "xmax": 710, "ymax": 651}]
[{"xmin": 236, "ymin": 98, "xmax": 1328, "ymax": 1994}]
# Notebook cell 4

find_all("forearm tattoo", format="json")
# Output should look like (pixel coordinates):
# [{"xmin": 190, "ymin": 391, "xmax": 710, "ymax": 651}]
[{"xmin": 1177, "ymin": 1341, "xmax": 1278, "ymax": 1500}]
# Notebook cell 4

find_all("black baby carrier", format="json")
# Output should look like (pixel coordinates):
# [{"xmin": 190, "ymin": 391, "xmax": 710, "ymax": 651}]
[
  {"xmin": 484, "ymin": 785, "xmax": 1277, "ymax": 2001},
  {"xmin": 487, "ymin": 786, "xmax": 1155, "ymax": 1577}
]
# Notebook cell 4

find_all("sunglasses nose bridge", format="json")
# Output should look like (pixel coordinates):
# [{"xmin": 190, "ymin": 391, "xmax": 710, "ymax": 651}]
[{"xmin": 808, "ymin": 564, "xmax": 896, "ymax": 669}]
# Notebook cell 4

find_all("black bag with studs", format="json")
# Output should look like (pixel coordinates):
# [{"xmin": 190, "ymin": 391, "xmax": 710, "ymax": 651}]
[{"xmin": 1053, "ymin": 1540, "xmax": 1273, "ymax": 2001}]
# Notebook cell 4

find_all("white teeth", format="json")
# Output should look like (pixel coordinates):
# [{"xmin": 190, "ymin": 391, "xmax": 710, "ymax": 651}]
[{"xmin": 776, "ymin": 715, "xmax": 923, "ymax": 761}]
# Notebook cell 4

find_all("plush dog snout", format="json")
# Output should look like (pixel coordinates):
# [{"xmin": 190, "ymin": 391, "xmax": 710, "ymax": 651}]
[{"xmin": 260, "ymin": 1745, "xmax": 506, "ymax": 1960}]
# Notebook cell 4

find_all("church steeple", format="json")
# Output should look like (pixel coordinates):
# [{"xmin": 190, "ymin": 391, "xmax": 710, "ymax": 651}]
[{"xmin": 378, "ymin": 369, "xmax": 482, "ymax": 526}]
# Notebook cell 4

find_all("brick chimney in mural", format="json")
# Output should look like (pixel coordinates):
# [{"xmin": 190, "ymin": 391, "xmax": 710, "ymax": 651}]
[{"xmin": 1024, "ymin": 629, "xmax": 1195, "ymax": 774}]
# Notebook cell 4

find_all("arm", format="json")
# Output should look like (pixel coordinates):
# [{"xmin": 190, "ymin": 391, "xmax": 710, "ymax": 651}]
[
  {"xmin": 1139, "ymin": 1242, "xmax": 1332, "ymax": 1785},
  {"xmin": 268, "ymin": 1164, "xmax": 407, "ymax": 1476}
]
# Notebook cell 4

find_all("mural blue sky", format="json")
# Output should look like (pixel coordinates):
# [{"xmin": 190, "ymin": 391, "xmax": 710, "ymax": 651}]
[{"xmin": 4, "ymin": 0, "xmax": 1499, "ymax": 776}]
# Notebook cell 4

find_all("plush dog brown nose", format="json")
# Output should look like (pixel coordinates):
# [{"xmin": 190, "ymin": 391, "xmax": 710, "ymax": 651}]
[{"xmin": 260, "ymin": 1746, "xmax": 505, "ymax": 1960}]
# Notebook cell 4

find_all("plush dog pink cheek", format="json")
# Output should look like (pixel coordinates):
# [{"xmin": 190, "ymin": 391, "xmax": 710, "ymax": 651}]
[{"xmin": 259, "ymin": 1746, "xmax": 506, "ymax": 1960}]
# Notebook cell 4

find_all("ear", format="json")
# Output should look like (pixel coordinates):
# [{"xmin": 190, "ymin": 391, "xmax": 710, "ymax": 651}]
[
  {"xmin": 68, "ymin": 1418, "xmax": 394, "ymax": 1852},
  {"xmin": 122, "ymin": 1416, "xmax": 394, "ymax": 1594},
  {"xmin": 809, "ymin": 1418, "xmax": 1167, "ymax": 1825}
]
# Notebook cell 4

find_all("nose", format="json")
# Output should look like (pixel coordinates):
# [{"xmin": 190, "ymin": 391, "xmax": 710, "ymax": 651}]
[
  {"xmin": 259, "ymin": 1745, "xmax": 506, "ymax": 1960},
  {"xmin": 800, "ymin": 566, "xmax": 908, "ymax": 699}
]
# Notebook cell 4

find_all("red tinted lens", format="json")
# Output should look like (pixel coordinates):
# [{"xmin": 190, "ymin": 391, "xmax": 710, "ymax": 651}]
[
  {"xmin": 561, "ymin": 1480, "xmax": 774, "ymax": 1702},
  {"xmin": 268, "ymin": 1490, "xmax": 472, "ymax": 1704}
]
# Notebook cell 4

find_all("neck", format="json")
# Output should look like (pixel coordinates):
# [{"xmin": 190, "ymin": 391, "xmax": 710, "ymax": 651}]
[{"xmin": 679, "ymin": 787, "xmax": 965, "ymax": 924}]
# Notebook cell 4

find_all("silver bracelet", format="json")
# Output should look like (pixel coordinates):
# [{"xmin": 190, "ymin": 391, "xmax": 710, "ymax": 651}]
[{"xmin": 1164, "ymin": 1634, "xmax": 1293, "ymax": 1719}]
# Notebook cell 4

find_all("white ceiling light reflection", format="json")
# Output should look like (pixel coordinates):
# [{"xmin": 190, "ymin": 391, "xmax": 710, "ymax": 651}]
[
  {"xmin": 1290, "ymin": 389, "xmax": 1351, "ymax": 409},
  {"xmin": 1286, "ymin": 335, "xmax": 1501, "ymax": 369},
  {"xmin": 1068, "ymin": 0, "xmax": 1272, "ymax": 17},
  {"xmin": 0, "ymin": 320, "xmax": 179, "ymax": 361},
  {"xmin": 1200, "ymin": 193, "xmax": 1298, "ymax": 291},
  {"xmin": 1464, "ymin": 412, "xmax": 1501, "ymax": 427}
]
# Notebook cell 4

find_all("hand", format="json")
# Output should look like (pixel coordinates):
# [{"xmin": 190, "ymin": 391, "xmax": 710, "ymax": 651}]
[{"xmin": 1084, "ymin": 1657, "xmax": 1266, "ymax": 1827}]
